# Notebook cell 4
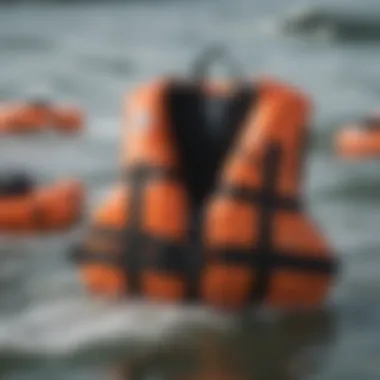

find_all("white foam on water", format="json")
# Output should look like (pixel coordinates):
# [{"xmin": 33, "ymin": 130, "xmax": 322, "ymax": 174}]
[{"xmin": 0, "ymin": 296, "xmax": 230, "ymax": 357}]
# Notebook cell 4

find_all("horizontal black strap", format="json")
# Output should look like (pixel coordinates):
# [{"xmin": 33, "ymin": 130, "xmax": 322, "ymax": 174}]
[
  {"xmin": 68, "ymin": 226, "xmax": 123, "ymax": 265},
  {"xmin": 125, "ymin": 164, "xmax": 182, "ymax": 182},
  {"xmin": 210, "ymin": 248, "xmax": 338, "ymax": 275},
  {"xmin": 215, "ymin": 184, "xmax": 301, "ymax": 211},
  {"xmin": 140, "ymin": 237, "xmax": 186, "ymax": 273},
  {"xmin": 69, "ymin": 245, "xmax": 121, "ymax": 266},
  {"xmin": 72, "ymin": 245, "xmax": 337, "ymax": 277},
  {"xmin": 86, "ymin": 226, "xmax": 124, "ymax": 241},
  {"xmin": 69, "ymin": 232, "xmax": 186, "ymax": 274}
]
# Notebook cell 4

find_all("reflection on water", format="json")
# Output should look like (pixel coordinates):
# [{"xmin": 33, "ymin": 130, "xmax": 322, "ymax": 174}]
[{"xmin": 113, "ymin": 310, "xmax": 337, "ymax": 380}]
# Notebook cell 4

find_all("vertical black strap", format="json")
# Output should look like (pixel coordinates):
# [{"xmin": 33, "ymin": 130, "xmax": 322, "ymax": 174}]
[
  {"xmin": 249, "ymin": 143, "xmax": 281, "ymax": 302},
  {"xmin": 122, "ymin": 165, "xmax": 182, "ymax": 295},
  {"xmin": 123, "ymin": 167, "xmax": 146, "ymax": 295},
  {"xmin": 185, "ymin": 208, "xmax": 203, "ymax": 300}
]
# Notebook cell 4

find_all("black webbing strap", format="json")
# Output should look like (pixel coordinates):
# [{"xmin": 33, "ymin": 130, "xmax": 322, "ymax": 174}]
[
  {"xmin": 215, "ymin": 184, "xmax": 301, "ymax": 211},
  {"xmin": 190, "ymin": 45, "xmax": 245, "ymax": 85},
  {"xmin": 211, "ymin": 248, "xmax": 337, "ymax": 275},
  {"xmin": 69, "ymin": 247, "xmax": 119, "ymax": 266},
  {"xmin": 249, "ymin": 143, "xmax": 281, "ymax": 302},
  {"xmin": 123, "ymin": 164, "xmax": 182, "ymax": 295},
  {"xmin": 184, "ymin": 209, "xmax": 203, "ymax": 301},
  {"xmin": 68, "ymin": 226, "xmax": 123, "ymax": 265},
  {"xmin": 70, "ymin": 229, "xmax": 185, "ymax": 273},
  {"xmin": 136, "ymin": 236, "xmax": 185, "ymax": 273},
  {"xmin": 211, "ymin": 143, "xmax": 337, "ymax": 304}
]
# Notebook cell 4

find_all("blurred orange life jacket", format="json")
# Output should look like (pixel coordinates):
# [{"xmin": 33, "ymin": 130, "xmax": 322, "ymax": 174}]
[{"xmin": 73, "ymin": 77, "xmax": 338, "ymax": 310}]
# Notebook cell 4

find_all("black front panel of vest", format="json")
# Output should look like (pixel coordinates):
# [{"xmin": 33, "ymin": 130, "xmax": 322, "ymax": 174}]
[
  {"xmin": 165, "ymin": 81, "xmax": 257, "ymax": 208},
  {"xmin": 165, "ymin": 81, "xmax": 258, "ymax": 300}
]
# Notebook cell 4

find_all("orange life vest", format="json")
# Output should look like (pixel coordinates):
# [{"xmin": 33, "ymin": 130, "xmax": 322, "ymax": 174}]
[
  {"xmin": 335, "ymin": 115, "xmax": 380, "ymax": 158},
  {"xmin": 73, "ymin": 78, "xmax": 337, "ymax": 310},
  {"xmin": 0, "ymin": 102, "xmax": 83, "ymax": 134},
  {"xmin": 0, "ymin": 171, "xmax": 84, "ymax": 233}
]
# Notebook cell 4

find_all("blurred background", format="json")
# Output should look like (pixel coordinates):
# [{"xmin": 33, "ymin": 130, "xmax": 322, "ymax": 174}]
[{"xmin": 1, "ymin": 0, "xmax": 380, "ymax": 379}]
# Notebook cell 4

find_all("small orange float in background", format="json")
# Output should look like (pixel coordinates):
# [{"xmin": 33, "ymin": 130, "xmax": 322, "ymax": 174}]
[
  {"xmin": 335, "ymin": 113, "xmax": 380, "ymax": 158},
  {"xmin": 0, "ymin": 171, "xmax": 84, "ymax": 233},
  {"xmin": 0, "ymin": 100, "xmax": 84, "ymax": 134}
]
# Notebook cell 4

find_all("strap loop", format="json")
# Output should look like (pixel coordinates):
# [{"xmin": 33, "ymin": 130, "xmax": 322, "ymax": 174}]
[{"xmin": 191, "ymin": 44, "xmax": 245, "ymax": 84}]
